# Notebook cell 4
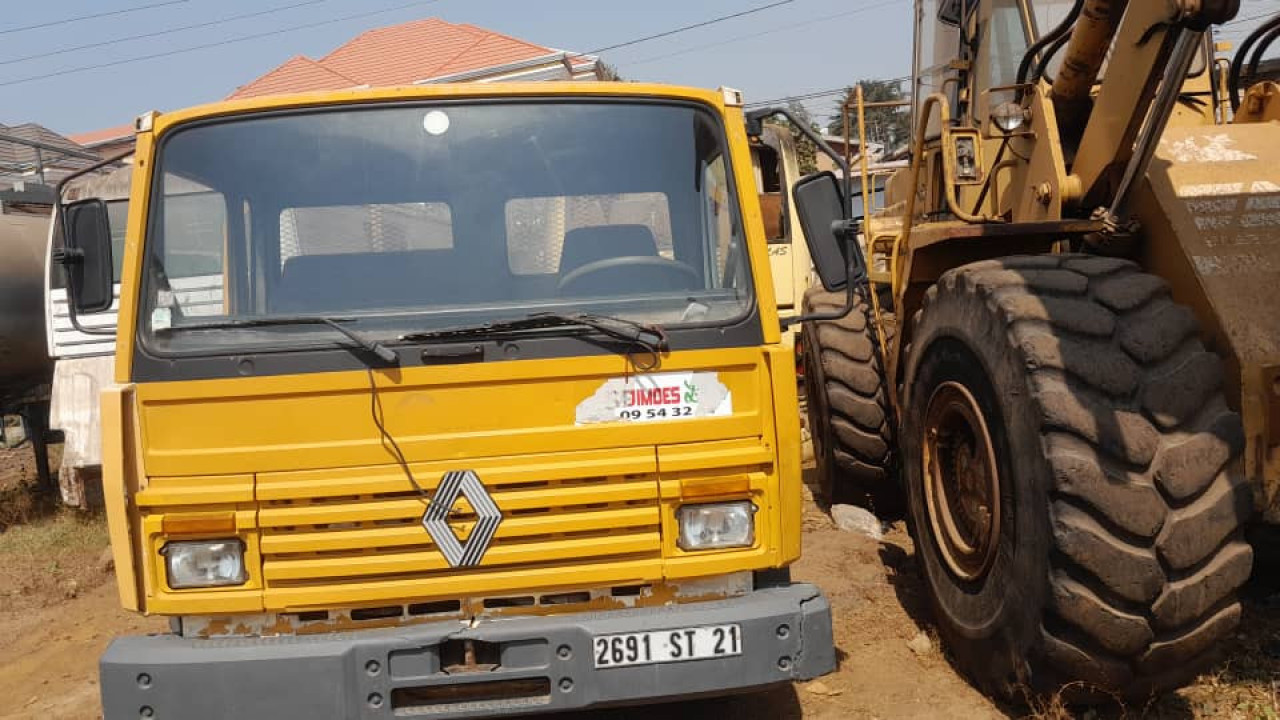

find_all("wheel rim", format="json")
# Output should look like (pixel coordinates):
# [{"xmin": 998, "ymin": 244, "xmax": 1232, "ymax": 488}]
[{"xmin": 922, "ymin": 381, "xmax": 1001, "ymax": 582}]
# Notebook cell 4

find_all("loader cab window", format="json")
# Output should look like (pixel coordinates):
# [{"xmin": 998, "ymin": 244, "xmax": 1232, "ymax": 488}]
[
  {"xmin": 138, "ymin": 99, "xmax": 754, "ymax": 359},
  {"xmin": 1006, "ymin": 1, "xmax": 1206, "ymax": 84},
  {"xmin": 983, "ymin": 0, "xmax": 1031, "ymax": 90},
  {"xmin": 914, "ymin": 0, "xmax": 963, "ymax": 137}
]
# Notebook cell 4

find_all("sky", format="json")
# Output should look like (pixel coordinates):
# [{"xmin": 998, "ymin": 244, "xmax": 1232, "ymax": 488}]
[
  {"xmin": 0, "ymin": 0, "xmax": 1271, "ymax": 138},
  {"xmin": 0, "ymin": 0, "xmax": 914, "ymax": 137}
]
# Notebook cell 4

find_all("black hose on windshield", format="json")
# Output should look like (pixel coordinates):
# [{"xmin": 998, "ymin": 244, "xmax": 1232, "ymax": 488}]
[{"xmin": 1016, "ymin": 0, "xmax": 1087, "ymax": 90}]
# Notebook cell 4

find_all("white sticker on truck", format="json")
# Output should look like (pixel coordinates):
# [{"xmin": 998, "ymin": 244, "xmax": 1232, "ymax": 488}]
[{"xmin": 576, "ymin": 371, "xmax": 732, "ymax": 425}]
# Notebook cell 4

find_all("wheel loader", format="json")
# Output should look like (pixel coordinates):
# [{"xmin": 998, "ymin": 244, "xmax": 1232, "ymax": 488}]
[{"xmin": 752, "ymin": 0, "xmax": 1279, "ymax": 702}]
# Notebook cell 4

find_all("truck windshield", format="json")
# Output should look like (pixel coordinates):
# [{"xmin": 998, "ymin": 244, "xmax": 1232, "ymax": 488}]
[{"xmin": 140, "ymin": 100, "xmax": 751, "ymax": 356}]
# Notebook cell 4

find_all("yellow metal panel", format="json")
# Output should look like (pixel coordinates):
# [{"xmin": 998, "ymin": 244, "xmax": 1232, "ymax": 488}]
[
  {"xmin": 135, "ymin": 350, "xmax": 762, "ymax": 477},
  {"xmin": 101, "ymin": 386, "xmax": 140, "ymax": 611},
  {"xmin": 265, "ymin": 532, "xmax": 659, "ymax": 582},
  {"xmin": 137, "ymin": 474, "xmax": 255, "ymax": 507},
  {"xmin": 723, "ymin": 103, "xmax": 781, "ymax": 346},
  {"xmin": 264, "ymin": 558, "xmax": 663, "ymax": 612},
  {"xmin": 678, "ymin": 475, "xmax": 752, "ymax": 499},
  {"xmin": 656, "ymin": 438, "xmax": 773, "ymax": 473},
  {"xmin": 148, "ymin": 587, "xmax": 265, "ymax": 615},
  {"xmin": 114, "ymin": 130, "xmax": 149, "ymax": 386},
  {"xmin": 767, "ymin": 346, "xmax": 805, "ymax": 564},
  {"xmin": 256, "ymin": 446, "xmax": 656, "ymax": 500},
  {"xmin": 662, "ymin": 544, "xmax": 776, "ymax": 580},
  {"xmin": 258, "ymin": 480, "xmax": 656, "ymax": 528},
  {"xmin": 261, "ymin": 506, "xmax": 657, "ymax": 554}
]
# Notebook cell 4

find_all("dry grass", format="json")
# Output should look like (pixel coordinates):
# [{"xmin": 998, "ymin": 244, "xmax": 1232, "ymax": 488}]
[{"xmin": 0, "ymin": 509, "xmax": 110, "ymax": 612}]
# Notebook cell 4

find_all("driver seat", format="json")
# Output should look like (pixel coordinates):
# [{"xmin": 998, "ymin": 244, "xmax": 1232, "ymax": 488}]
[
  {"xmin": 559, "ymin": 224, "xmax": 695, "ymax": 297},
  {"xmin": 558, "ymin": 224, "xmax": 659, "ymax": 275}
]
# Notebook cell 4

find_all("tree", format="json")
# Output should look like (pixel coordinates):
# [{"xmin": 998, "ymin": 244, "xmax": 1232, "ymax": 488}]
[
  {"xmin": 828, "ymin": 79, "xmax": 911, "ymax": 156},
  {"xmin": 596, "ymin": 61, "xmax": 624, "ymax": 81},
  {"xmin": 778, "ymin": 100, "xmax": 820, "ymax": 175}
]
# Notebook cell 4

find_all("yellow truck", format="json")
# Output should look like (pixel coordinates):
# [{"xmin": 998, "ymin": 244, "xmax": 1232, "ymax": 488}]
[{"xmin": 53, "ymin": 82, "xmax": 835, "ymax": 718}]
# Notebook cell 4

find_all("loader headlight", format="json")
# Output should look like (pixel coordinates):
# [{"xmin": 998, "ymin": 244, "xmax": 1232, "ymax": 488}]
[
  {"xmin": 992, "ymin": 102, "xmax": 1027, "ymax": 133},
  {"xmin": 162, "ymin": 540, "xmax": 247, "ymax": 589},
  {"xmin": 677, "ymin": 502, "xmax": 755, "ymax": 551}
]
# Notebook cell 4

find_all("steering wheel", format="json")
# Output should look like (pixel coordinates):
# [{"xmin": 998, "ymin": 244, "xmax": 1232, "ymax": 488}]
[{"xmin": 558, "ymin": 256, "xmax": 701, "ymax": 296}]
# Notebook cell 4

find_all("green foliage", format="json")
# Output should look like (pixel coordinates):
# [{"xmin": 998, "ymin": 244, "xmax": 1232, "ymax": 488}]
[
  {"xmin": 828, "ymin": 79, "xmax": 911, "ymax": 156},
  {"xmin": 777, "ymin": 101, "xmax": 820, "ymax": 175},
  {"xmin": 596, "ymin": 61, "xmax": 624, "ymax": 81}
]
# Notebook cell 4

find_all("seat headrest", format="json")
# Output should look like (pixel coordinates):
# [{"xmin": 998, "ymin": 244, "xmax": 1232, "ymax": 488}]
[{"xmin": 559, "ymin": 224, "xmax": 658, "ymax": 274}]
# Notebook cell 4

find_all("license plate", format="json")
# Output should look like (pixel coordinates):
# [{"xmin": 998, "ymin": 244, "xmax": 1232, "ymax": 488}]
[{"xmin": 592, "ymin": 624, "xmax": 742, "ymax": 668}]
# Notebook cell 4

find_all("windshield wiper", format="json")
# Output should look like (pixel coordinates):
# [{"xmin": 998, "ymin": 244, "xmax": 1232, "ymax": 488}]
[
  {"xmin": 164, "ymin": 316, "xmax": 399, "ymax": 366},
  {"xmin": 399, "ymin": 312, "xmax": 667, "ymax": 357}
]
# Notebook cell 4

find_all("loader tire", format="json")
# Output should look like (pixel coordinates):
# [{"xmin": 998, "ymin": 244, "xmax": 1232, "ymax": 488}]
[
  {"xmin": 901, "ymin": 255, "xmax": 1252, "ymax": 701},
  {"xmin": 801, "ymin": 286, "xmax": 897, "ymax": 510}
]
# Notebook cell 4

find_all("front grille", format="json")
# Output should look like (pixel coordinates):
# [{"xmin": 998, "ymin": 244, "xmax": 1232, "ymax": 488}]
[{"xmin": 257, "ymin": 456, "xmax": 662, "ymax": 609}]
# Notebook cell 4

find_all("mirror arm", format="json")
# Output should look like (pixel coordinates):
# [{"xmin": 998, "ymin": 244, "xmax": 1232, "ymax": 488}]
[
  {"xmin": 780, "ymin": 229, "xmax": 867, "ymax": 330},
  {"xmin": 748, "ymin": 108, "xmax": 870, "ymax": 331},
  {"xmin": 745, "ymin": 107, "xmax": 853, "ymax": 217},
  {"xmin": 54, "ymin": 151, "xmax": 130, "ymax": 336}
]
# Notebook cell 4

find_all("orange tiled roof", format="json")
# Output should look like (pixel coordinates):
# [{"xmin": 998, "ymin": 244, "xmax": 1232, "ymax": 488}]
[
  {"xmin": 69, "ymin": 18, "xmax": 595, "ymax": 147},
  {"xmin": 229, "ymin": 17, "xmax": 591, "ymax": 100},
  {"xmin": 67, "ymin": 122, "xmax": 134, "ymax": 147},
  {"xmin": 229, "ymin": 55, "xmax": 360, "ymax": 99}
]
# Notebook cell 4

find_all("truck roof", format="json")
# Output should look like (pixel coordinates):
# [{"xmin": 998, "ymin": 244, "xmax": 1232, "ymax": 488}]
[{"xmin": 141, "ymin": 82, "xmax": 737, "ymax": 138}]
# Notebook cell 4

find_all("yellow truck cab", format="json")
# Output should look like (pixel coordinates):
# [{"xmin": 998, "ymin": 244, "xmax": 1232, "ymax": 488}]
[{"xmin": 54, "ymin": 82, "xmax": 835, "ymax": 719}]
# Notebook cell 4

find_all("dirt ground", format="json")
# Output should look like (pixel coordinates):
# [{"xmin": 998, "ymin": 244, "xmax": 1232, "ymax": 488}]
[{"xmin": 1, "ymin": 455, "xmax": 1278, "ymax": 720}]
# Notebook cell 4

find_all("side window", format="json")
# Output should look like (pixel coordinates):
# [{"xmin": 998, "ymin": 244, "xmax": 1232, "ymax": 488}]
[
  {"xmin": 702, "ymin": 154, "xmax": 739, "ymax": 287},
  {"xmin": 106, "ymin": 200, "xmax": 128, "ymax": 283},
  {"xmin": 752, "ymin": 144, "xmax": 787, "ymax": 245},
  {"xmin": 159, "ymin": 176, "xmax": 227, "ymax": 318},
  {"xmin": 278, "ymin": 202, "xmax": 453, "ymax": 267},
  {"xmin": 505, "ymin": 193, "xmax": 672, "ymax": 275}
]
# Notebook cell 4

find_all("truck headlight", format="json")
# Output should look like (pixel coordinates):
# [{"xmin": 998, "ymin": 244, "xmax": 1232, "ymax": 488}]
[
  {"xmin": 677, "ymin": 502, "xmax": 755, "ymax": 551},
  {"xmin": 162, "ymin": 540, "xmax": 247, "ymax": 589}
]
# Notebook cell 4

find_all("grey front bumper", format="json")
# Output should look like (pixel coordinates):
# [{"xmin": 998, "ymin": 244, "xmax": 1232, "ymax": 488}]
[{"xmin": 100, "ymin": 583, "xmax": 834, "ymax": 720}]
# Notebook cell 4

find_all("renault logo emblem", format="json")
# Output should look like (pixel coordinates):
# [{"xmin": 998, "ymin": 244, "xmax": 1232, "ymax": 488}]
[{"xmin": 422, "ymin": 470, "xmax": 503, "ymax": 567}]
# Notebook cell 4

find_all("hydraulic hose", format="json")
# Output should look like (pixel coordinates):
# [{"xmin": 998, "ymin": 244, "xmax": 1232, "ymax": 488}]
[
  {"xmin": 1230, "ymin": 13, "xmax": 1280, "ymax": 111},
  {"xmin": 1016, "ymin": 0, "xmax": 1086, "ymax": 87}
]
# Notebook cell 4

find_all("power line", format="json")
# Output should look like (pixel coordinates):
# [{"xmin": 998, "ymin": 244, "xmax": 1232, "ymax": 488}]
[
  {"xmin": 585, "ymin": 0, "xmax": 795, "ymax": 54},
  {"xmin": 745, "ymin": 77, "xmax": 909, "ymax": 108},
  {"xmin": 0, "ymin": 0, "xmax": 442, "ymax": 88},
  {"xmin": 1, "ymin": 0, "xmax": 802, "ymax": 89},
  {"xmin": 1, "ymin": 0, "xmax": 333, "ymax": 67},
  {"xmin": 0, "ymin": 0, "xmax": 189, "ymax": 36},
  {"xmin": 625, "ymin": 0, "xmax": 899, "ymax": 66}
]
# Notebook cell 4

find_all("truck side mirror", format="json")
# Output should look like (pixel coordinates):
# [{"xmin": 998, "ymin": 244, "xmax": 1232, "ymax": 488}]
[
  {"xmin": 793, "ymin": 171, "xmax": 863, "ymax": 291},
  {"xmin": 57, "ymin": 198, "xmax": 114, "ymax": 314}
]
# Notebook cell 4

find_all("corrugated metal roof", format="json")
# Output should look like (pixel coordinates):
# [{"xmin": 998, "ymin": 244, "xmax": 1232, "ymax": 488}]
[{"xmin": 0, "ymin": 123, "xmax": 87, "ymax": 171}]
